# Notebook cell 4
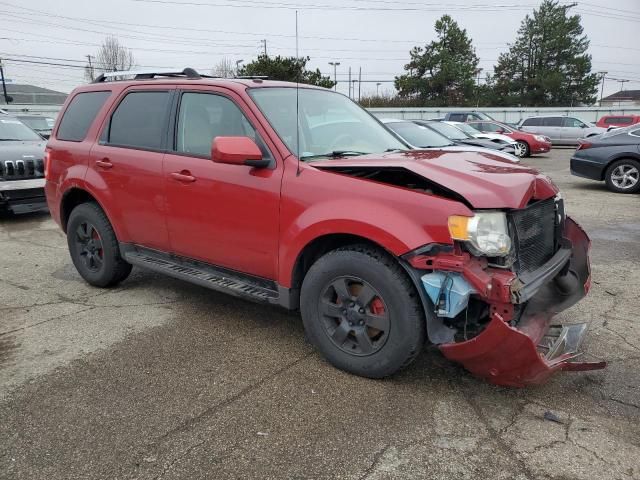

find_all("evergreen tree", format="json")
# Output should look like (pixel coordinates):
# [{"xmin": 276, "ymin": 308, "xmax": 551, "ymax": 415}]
[
  {"xmin": 394, "ymin": 15, "xmax": 480, "ymax": 106},
  {"xmin": 492, "ymin": 0, "xmax": 598, "ymax": 106},
  {"xmin": 238, "ymin": 55, "xmax": 334, "ymax": 89}
]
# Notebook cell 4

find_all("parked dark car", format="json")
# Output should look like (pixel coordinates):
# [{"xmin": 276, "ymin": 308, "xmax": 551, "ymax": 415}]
[
  {"xmin": 570, "ymin": 124, "xmax": 640, "ymax": 193},
  {"xmin": 16, "ymin": 115, "xmax": 54, "ymax": 139},
  {"xmin": 0, "ymin": 114, "xmax": 47, "ymax": 214},
  {"xmin": 379, "ymin": 118, "xmax": 519, "ymax": 162},
  {"xmin": 443, "ymin": 111, "xmax": 497, "ymax": 122}
]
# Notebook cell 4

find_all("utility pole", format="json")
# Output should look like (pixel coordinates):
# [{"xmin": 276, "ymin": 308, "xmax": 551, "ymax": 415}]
[
  {"xmin": 235, "ymin": 59, "xmax": 243, "ymax": 77},
  {"xmin": 358, "ymin": 67, "xmax": 361, "ymax": 102},
  {"xmin": 597, "ymin": 71, "xmax": 607, "ymax": 107},
  {"xmin": 261, "ymin": 39, "xmax": 267, "ymax": 57},
  {"xmin": 619, "ymin": 79, "xmax": 629, "ymax": 92},
  {"xmin": 348, "ymin": 67, "xmax": 351, "ymax": 98},
  {"xmin": 328, "ymin": 61, "xmax": 340, "ymax": 91},
  {"xmin": 86, "ymin": 54, "xmax": 95, "ymax": 81},
  {"xmin": 376, "ymin": 82, "xmax": 381, "ymax": 96},
  {"xmin": 0, "ymin": 58, "xmax": 11, "ymax": 105}
]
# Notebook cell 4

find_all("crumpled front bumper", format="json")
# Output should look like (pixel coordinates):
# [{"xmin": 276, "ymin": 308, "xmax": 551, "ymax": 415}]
[{"xmin": 439, "ymin": 217, "xmax": 606, "ymax": 387}]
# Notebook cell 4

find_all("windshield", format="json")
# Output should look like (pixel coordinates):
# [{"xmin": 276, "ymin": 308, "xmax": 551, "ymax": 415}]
[
  {"xmin": 385, "ymin": 121, "xmax": 453, "ymax": 148},
  {"xmin": 426, "ymin": 121, "xmax": 470, "ymax": 140},
  {"xmin": 249, "ymin": 87, "xmax": 405, "ymax": 160},
  {"xmin": 0, "ymin": 117, "xmax": 42, "ymax": 141},
  {"xmin": 454, "ymin": 122, "xmax": 483, "ymax": 136},
  {"xmin": 17, "ymin": 116, "xmax": 51, "ymax": 130}
]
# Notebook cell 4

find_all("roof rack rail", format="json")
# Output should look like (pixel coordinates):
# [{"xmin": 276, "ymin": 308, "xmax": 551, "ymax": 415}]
[
  {"xmin": 93, "ymin": 68, "xmax": 209, "ymax": 83},
  {"xmin": 234, "ymin": 75, "xmax": 269, "ymax": 80}
]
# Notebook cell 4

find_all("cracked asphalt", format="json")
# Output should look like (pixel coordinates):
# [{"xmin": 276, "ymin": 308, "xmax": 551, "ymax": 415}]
[{"xmin": 1, "ymin": 148, "xmax": 639, "ymax": 480}]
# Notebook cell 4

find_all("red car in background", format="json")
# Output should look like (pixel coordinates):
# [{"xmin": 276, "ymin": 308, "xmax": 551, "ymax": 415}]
[
  {"xmin": 468, "ymin": 120, "xmax": 552, "ymax": 157},
  {"xmin": 595, "ymin": 115, "xmax": 640, "ymax": 129}
]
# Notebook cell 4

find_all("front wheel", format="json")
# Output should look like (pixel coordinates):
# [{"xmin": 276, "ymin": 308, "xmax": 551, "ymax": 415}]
[
  {"xmin": 300, "ymin": 245, "xmax": 425, "ymax": 378},
  {"xmin": 515, "ymin": 140, "xmax": 530, "ymax": 158},
  {"xmin": 605, "ymin": 159, "xmax": 640, "ymax": 193}
]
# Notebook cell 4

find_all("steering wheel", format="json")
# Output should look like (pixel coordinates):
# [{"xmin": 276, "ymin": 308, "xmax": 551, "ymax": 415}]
[{"xmin": 331, "ymin": 133, "xmax": 356, "ymax": 151}]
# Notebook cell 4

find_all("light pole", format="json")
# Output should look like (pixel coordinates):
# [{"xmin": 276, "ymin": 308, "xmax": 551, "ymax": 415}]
[
  {"xmin": 328, "ymin": 61, "xmax": 340, "ymax": 91},
  {"xmin": 235, "ymin": 59, "xmax": 243, "ymax": 77},
  {"xmin": 376, "ymin": 82, "xmax": 381, "ymax": 96},
  {"xmin": 352, "ymin": 80, "xmax": 358, "ymax": 101},
  {"xmin": 597, "ymin": 71, "xmax": 607, "ymax": 107}
]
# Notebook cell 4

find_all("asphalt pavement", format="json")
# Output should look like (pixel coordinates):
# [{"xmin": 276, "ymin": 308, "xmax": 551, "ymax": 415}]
[{"xmin": 1, "ymin": 148, "xmax": 639, "ymax": 480}]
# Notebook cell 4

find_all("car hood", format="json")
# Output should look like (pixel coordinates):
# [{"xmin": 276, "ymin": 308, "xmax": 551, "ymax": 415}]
[
  {"xmin": 0, "ymin": 140, "xmax": 46, "ymax": 160},
  {"xmin": 311, "ymin": 150, "xmax": 558, "ymax": 209}
]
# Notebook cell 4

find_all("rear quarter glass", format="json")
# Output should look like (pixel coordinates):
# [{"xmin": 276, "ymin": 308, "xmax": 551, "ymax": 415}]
[{"xmin": 57, "ymin": 91, "xmax": 112, "ymax": 142}]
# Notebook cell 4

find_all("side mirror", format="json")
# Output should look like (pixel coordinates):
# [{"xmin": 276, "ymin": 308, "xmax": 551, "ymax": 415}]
[
  {"xmin": 496, "ymin": 128, "xmax": 505, "ymax": 134},
  {"xmin": 212, "ymin": 136, "xmax": 269, "ymax": 168}
]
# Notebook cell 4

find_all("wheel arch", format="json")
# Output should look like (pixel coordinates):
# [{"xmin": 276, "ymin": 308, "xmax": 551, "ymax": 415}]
[
  {"xmin": 601, "ymin": 154, "xmax": 640, "ymax": 180},
  {"xmin": 60, "ymin": 187, "xmax": 110, "ymax": 234}
]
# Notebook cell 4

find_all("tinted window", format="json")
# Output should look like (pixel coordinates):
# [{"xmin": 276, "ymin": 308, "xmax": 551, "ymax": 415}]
[
  {"xmin": 542, "ymin": 117, "xmax": 563, "ymax": 127},
  {"xmin": 521, "ymin": 118, "xmax": 541, "ymax": 126},
  {"xmin": 176, "ymin": 93, "xmax": 257, "ymax": 157},
  {"xmin": 106, "ymin": 91, "xmax": 170, "ymax": 150},
  {"xmin": 605, "ymin": 117, "xmax": 632, "ymax": 125},
  {"xmin": 479, "ymin": 122, "xmax": 502, "ymax": 133},
  {"xmin": 448, "ymin": 113, "xmax": 467, "ymax": 122},
  {"xmin": 563, "ymin": 117, "xmax": 586, "ymax": 128},
  {"xmin": 57, "ymin": 91, "xmax": 111, "ymax": 142}
]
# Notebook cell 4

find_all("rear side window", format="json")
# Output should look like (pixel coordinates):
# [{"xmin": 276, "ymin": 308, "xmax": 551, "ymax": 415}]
[
  {"xmin": 105, "ymin": 91, "xmax": 171, "ymax": 150},
  {"xmin": 521, "ymin": 118, "xmax": 541, "ymax": 126},
  {"xmin": 542, "ymin": 117, "xmax": 563, "ymax": 127},
  {"xmin": 57, "ymin": 91, "xmax": 111, "ymax": 142},
  {"xmin": 605, "ymin": 117, "xmax": 632, "ymax": 125}
]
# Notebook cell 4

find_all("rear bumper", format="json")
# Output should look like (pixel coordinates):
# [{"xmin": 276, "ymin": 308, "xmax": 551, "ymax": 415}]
[
  {"xmin": 570, "ymin": 156, "xmax": 604, "ymax": 181},
  {"xmin": 439, "ymin": 217, "xmax": 605, "ymax": 387}
]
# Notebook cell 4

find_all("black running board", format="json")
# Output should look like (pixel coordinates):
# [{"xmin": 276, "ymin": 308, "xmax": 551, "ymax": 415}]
[{"xmin": 120, "ymin": 244, "xmax": 281, "ymax": 305}]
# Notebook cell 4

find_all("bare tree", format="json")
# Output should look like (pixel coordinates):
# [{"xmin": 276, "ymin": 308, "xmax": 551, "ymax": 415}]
[
  {"xmin": 211, "ymin": 58, "xmax": 235, "ymax": 78},
  {"xmin": 85, "ymin": 36, "xmax": 136, "ymax": 81}
]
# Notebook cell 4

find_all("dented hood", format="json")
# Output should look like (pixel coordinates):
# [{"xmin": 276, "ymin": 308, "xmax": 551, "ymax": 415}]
[{"xmin": 312, "ymin": 149, "xmax": 558, "ymax": 209}]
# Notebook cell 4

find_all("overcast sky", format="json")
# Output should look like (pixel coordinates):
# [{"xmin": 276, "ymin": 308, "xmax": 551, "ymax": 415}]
[{"xmin": 0, "ymin": 0, "xmax": 638, "ymax": 99}]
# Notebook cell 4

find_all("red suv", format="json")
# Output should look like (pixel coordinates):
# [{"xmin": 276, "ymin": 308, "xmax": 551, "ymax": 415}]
[
  {"xmin": 45, "ymin": 69, "xmax": 604, "ymax": 387},
  {"xmin": 467, "ymin": 120, "xmax": 552, "ymax": 157}
]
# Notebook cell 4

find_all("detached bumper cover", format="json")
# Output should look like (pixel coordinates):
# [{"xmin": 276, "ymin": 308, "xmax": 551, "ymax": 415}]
[{"xmin": 439, "ymin": 217, "xmax": 605, "ymax": 387}]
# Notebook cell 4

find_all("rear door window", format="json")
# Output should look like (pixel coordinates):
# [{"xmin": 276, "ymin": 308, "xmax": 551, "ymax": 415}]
[
  {"xmin": 448, "ymin": 113, "xmax": 467, "ymax": 122},
  {"xmin": 105, "ymin": 91, "xmax": 171, "ymax": 150},
  {"xmin": 542, "ymin": 117, "xmax": 563, "ymax": 127},
  {"xmin": 57, "ymin": 91, "xmax": 111, "ymax": 142}
]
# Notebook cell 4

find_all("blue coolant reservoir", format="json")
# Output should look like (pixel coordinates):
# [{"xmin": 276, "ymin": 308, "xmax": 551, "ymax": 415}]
[{"xmin": 421, "ymin": 272, "xmax": 477, "ymax": 318}]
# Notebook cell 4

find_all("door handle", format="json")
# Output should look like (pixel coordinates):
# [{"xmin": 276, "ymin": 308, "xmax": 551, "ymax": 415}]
[
  {"xmin": 96, "ymin": 158, "xmax": 113, "ymax": 169},
  {"xmin": 170, "ymin": 171, "xmax": 196, "ymax": 183}
]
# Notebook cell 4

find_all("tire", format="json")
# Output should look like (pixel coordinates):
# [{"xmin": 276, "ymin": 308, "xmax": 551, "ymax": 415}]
[
  {"xmin": 515, "ymin": 140, "xmax": 530, "ymax": 158},
  {"xmin": 604, "ymin": 159, "xmax": 640, "ymax": 194},
  {"xmin": 300, "ymin": 245, "xmax": 425, "ymax": 379},
  {"xmin": 67, "ymin": 202, "xmax": 132, "ymax": 287}
]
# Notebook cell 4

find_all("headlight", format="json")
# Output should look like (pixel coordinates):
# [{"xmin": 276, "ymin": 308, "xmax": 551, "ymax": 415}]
[
  {"xmin": 448, "ymin": 211, "xmax": 511, "ymax": 257},
  {"xmin": 534, "ymin": 135, "xmax": 547, "ymax": 142}
]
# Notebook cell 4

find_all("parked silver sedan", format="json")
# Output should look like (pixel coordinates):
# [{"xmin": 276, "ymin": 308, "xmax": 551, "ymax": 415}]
[{"xmin": 517, "ymin": 115, "xmax": 606, "ymax": 145}]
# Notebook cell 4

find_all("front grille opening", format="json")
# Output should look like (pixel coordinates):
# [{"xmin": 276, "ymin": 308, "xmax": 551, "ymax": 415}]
[{"xmin": 508, "ymin": 198, "xmax": 559, "ymax": 275}]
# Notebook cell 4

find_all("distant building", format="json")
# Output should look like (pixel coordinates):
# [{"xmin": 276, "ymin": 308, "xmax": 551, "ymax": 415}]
[
  {"xmin": 601, "ymin": 90, "xmax": 640, "ymax": 107},
  {"xmin": 0, "ymin": 83, "xmax": 68, "ymax": 105}
]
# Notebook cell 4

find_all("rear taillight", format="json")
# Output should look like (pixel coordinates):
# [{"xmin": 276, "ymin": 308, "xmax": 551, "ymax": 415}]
[
  {"xmin": 577, "ymin": 142, "xmax": 592, "ymax": 151},
  {"xmin": 44, "ymin": 148, "xmax": 51, "ymax": 179}
]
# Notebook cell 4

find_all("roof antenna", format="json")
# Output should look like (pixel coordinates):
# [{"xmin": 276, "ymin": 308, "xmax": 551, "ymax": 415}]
[{"xmin": 295, "ymin": 9, "xmax": 301, "ymax": 177}]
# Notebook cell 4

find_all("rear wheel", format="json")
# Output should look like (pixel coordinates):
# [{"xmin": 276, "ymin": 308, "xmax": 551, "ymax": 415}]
[
  {"xmin": 515, "ymin": 140, "xmax": 530, "ymax": 158},
  {"xmin": 300, "ymin": 245, "xmax": 425, "ymax": 378},
  {"xmin": 605, "ymin": 159, "xmax": 640, "ymax": 194},
  {"xmin": 67, "ymin": 202, "xmax": 132, "ymax": 287}
]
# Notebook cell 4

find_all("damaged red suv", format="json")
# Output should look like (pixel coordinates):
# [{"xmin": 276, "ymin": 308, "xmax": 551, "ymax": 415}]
[{"xmin": 45, "ymin": 69, "xmax": 605, "ymax": 387}]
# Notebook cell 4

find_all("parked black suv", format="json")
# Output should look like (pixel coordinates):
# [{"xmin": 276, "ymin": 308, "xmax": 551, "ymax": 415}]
[{"xmin": 0, "ymin": 113, "xmax": 47, "ymax": 214}]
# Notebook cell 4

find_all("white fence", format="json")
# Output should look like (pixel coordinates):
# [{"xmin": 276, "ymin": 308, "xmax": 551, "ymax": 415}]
[
  {"xmin": 367, "ymin": 106, "xmax": 640, "ymax": 124},
  {"xmin": 4, "ymin": 104, "xmax": 640, "ymax": 125}
]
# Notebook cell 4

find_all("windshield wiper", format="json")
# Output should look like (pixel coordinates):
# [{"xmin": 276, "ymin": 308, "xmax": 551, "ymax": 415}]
[
  {"xmin": 301, "ymin": 150, "xmax": 367, "ymax": 160},
  {"xmin": 0, "ymin": 138, "xmax": 26, "ymax": 141}
]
